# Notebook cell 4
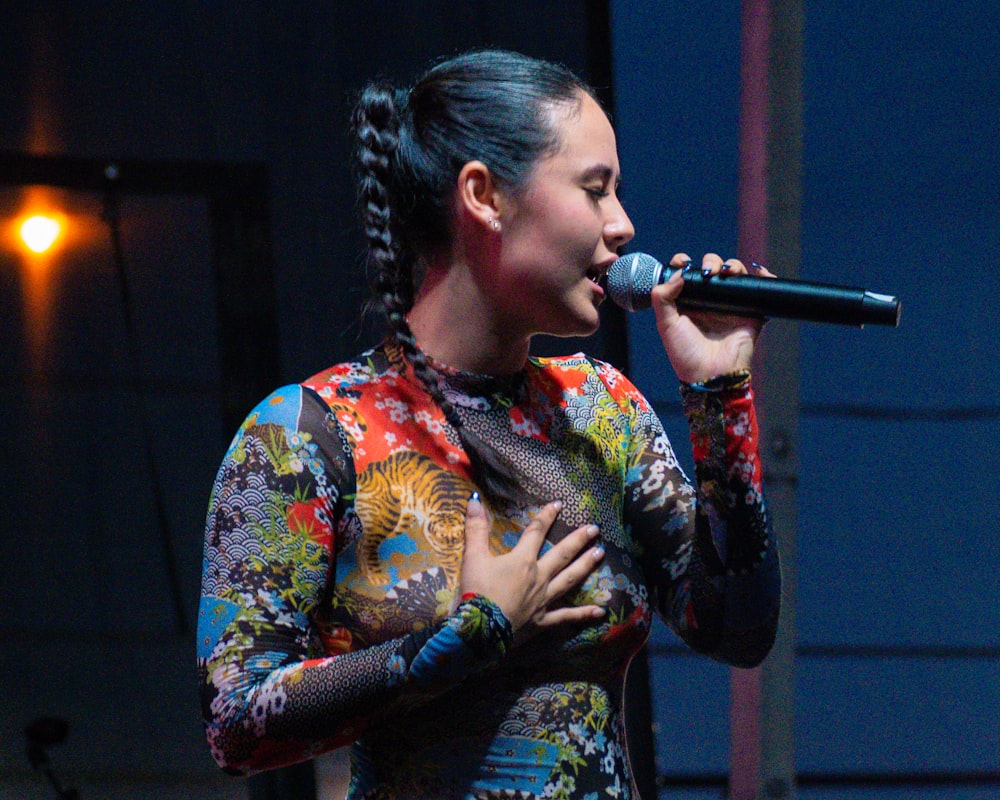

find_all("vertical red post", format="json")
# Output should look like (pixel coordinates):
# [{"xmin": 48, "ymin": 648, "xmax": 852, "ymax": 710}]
[
  {"xmin": 731, "ymin": 0, "xmax": 802, "ymax": 797},
  {"xmin": 729, "ymin": 3, "xmax": 771, "ymax": 797}
]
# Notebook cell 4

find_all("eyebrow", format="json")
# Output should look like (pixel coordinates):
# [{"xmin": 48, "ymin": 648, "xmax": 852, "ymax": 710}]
[{"xmin": 580, "ymin": 164, "xmax": 623, "ymax": 189}]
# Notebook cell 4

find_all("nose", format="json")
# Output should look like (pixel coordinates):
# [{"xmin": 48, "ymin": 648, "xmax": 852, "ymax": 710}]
[{"xmin": 604, "ymin": 196, "xmax": 634, "ymax": 251}]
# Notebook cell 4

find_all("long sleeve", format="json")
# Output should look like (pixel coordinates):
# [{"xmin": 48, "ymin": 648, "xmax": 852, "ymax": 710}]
[
  {"xmin": 622, "ymin": 370, "xmax": 781, "ymax": 667},
  {"xmin": 196, "ymin": 385, "xmax": 512, "ymax": 775}
]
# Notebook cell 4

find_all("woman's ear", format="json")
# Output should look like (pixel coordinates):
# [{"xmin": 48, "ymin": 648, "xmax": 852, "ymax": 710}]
[{"xmin": 456, "ymin": 160, "xmax": 506, "ymax": 232}]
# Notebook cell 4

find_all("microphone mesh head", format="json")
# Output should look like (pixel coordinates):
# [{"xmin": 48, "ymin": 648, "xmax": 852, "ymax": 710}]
[{"xmin": 607, "ymin": 252, "xmax": 662, "ymax": 311}]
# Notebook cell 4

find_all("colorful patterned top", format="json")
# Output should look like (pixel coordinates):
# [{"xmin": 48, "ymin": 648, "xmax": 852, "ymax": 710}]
[{"xmin": 197, "ymin": 341, "xmax": 780, "ymax": 799}]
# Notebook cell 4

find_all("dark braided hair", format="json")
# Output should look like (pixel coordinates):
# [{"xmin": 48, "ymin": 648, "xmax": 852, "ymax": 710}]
[{"xmin": 351, "ymin": 50, "xmax": 597, "ymax": 507}]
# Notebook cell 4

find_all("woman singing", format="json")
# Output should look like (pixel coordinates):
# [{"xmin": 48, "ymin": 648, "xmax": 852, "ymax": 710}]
[{"xmin": 198, "ymin": 49, "xmax": 780, "ymax": 799}]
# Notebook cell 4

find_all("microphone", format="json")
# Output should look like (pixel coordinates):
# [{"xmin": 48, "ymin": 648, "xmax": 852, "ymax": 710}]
[{"xmin": 607, "ymin": 252, "xmax": 901, "ymax": 327}]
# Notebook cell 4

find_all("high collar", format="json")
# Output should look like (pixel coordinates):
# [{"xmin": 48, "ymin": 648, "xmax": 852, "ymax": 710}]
[{"xmin": 384, "ymin": 338, "xmax": 529, "ymax": 411}]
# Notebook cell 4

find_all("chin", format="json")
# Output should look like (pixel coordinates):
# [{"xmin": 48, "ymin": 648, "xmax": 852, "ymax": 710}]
[
  {"xmin": 531, "ymin": 294, "xmax": 603, "ymax": 339},
  {"xmin": 547, "ymin": 315, "xmax": 601, "ymax": 339}
]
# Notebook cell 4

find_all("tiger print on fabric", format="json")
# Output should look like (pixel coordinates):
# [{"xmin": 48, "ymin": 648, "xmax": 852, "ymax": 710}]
[{"xmin": 355, "ymin": 449, "xmax": 473, "ymax": 586}]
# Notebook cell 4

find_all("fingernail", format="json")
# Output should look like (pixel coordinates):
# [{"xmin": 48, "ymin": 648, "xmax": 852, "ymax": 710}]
[
  {"xmin": 701, "ymin": 267, "xmax": 712, "ymax": 278},
  {"xmin": 592, "ymin": 546, "xmax": 605, "ymax": 560},
  {"xmin": 587, "ymin": 525, "xmax": 600, "ymax": 537},
  {"xmin": 468, "ymin": 491, "xmax": 483, "ymax": 514},
  {"xmin": 551, "ymin": 500, "xmax": 563, "ymax": 512},
  {"xmin": 681, "ymin": 261, "xmax": 695, "ymax": 275},
  {"xmin": 721, "ymin": 262, "xmax": 731, "ymax": 272},
  {"xmin": 591, "ymin": 607, "xmax": 606, "ymax": 618}
]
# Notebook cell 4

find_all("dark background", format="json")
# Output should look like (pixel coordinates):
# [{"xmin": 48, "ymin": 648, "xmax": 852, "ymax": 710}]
[{"xmin": 1, "ymin": 2, "xmax": 997, "ymax": 799}]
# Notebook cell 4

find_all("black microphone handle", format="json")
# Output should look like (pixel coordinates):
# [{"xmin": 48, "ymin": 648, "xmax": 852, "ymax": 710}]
[
  {"xmin": 606, "ymin": 253, "xmax": 902, "ymax": 326},
  {"xmin": 668, "ymin": 268, "xmax": 901, "ymax": 327}
]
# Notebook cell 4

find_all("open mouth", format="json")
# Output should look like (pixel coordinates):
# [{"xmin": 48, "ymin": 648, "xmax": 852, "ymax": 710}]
[{"xmin": 586, "ymin": 265, "xmax": 606, "ymax": 287}]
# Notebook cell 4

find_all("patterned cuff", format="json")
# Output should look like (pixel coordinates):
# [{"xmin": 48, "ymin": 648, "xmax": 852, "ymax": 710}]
[
  {"xmin": 451, "ymin": 594, "xmax": 515, "ymax": 663},
  {"xmin": 680, "ymin": 369, "xmax": 752, "ymax": 395}
]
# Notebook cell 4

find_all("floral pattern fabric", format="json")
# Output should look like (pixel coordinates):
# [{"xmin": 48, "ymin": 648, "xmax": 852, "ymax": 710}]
[{"xmin": 198, "ymin": 342, "xmax": 780, "ymax": 799}]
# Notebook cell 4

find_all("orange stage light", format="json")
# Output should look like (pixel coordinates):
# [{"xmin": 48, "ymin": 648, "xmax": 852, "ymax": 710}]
[{"xmin": 19, "ymin": 213, "xmax": 62, "ymax": 253}]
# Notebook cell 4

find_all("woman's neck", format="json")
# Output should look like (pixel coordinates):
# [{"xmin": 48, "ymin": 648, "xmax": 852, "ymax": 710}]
[{"xmin": 406, "ymin": 265, "xmax": 531, "ymax": 376}]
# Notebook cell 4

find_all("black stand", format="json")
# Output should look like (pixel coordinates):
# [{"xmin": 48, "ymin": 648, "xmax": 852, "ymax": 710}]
[{"xmin": 25, "ymin": 718, "xmax": 80, "ymax": 800}]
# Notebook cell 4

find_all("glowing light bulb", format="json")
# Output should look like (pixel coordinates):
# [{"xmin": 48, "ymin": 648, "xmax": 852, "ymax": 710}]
[{"xmin": 20, "ymin": 215, "xmax": 62, "ymax": 253}]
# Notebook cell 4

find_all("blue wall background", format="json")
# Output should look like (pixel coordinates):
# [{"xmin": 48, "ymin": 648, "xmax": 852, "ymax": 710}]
[{"xmin": 611, "ymin": 2, "xmax": 999, "ymax": 795}]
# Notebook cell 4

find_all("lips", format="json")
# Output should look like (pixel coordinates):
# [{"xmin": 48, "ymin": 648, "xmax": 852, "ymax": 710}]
[
  {"xmin": 585, "ymin": 265, "xmax": 610, "ymax": 303},
  {"xmin": 587, "ymin": 259, "xmax": 615, "ymax": 289}
]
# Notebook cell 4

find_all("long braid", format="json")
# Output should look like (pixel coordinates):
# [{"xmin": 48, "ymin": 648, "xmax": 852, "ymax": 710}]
[{"xmin": 352, "ymin": 83, "xmax": 534, "ymax": 509}]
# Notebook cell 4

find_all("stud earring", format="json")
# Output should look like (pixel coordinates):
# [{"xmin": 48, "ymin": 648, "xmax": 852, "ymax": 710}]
[{"xmin": 489, "ymin": 217, "xmax": 501, "ymax": 232}]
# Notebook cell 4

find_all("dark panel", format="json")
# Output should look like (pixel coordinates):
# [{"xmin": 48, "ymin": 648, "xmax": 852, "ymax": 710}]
[
  {"xmin": 797, "ymin": 656, "xmax": 1000, "ymax": 775},
  {"xmin": 797, "ymin": 415, "xmax": 999, "ymax": 647}
]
